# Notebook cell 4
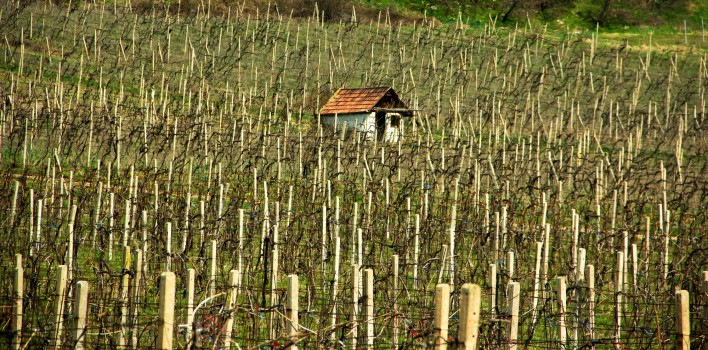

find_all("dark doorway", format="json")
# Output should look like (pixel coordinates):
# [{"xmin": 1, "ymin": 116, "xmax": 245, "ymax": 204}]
[{"xmin": 376, "ymin": 112, "xmax": 386, "ymax": 140}]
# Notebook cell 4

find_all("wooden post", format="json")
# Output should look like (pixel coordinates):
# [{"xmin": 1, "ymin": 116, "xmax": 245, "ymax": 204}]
[
  {"xmin": 157, "ymin": 272, "xmax": 176, "ymax": 350},
  {"xmin": 703, "ymin": 271, "xmax": 708, "ymax": 336},
  {"xmin": 558, "ymin": 276, "xmax": 567, "ymax": 347},
  {"xmin": 223, "ymin": 270, "xmax": 239, "ymax": 348},
  {"xmin": 434, "ymin": 284, "xmax": 450, "ymax": 350},
  {"xmin": 457, "ymin": 283, "xmax": 481, "ymax": 350},
  {"xmin": 118, "ymin": 246, "xmax": 131, "ymax": 347},
  {"xmin": 364, "ymin": 268, "xmax": 375, "ymax": 349},
  {"xmin": 542, "ymin": 224, "xmax": 550, "ymax": 298},
  {"xmin": 507, "ymin": 251, "xmax": 515, "ymax": 283},
  {"xmin": 73, "ymin": 281, "xmax": 89, "ymax": 350},
  {"xmin": 506, "ymin": 282, "xmax": 520, "ymax": 350},
  {"xmin": 586, "ymin": 265, "xmax": 595, "ymax": 345},
  {"xmin": 12, "ymin": 254, "xmax": 23, "ymax": 350},
  {"xmin": 209, "ymin": 240, "xmax": 217, "ymax": 298},
  {"xmin": 675, "ymin": 290, "xmax": 690, "ymax": 350},
  {"xmin": 185, "ymin": 268, "xmax": 195, "ymax": 347},
  {"xmin": 286, "ymin": 274, "xmax": 299, "ymax": 350},
  {"xmin": 130, "ymin": 249, "xmax": 143, "ymax": 349},
  {"xmin": 166, "ymin": 222, "xmax": 172, "ymax": 271},
  {"xmin": 489, "ymin": 263, "xmax": 497, "ymax": 317},
  {"xmin": 351, "ymin": 265, "xmax": 359, "ymax": 350},
  {"xmin": 52, "ymin": 265, "xmax": 68, "ymax": 350},
  {"xmin": 392, "ymin": 254, "xmax": 399, "ymax": 350},
  {"xmin": 615, "ymin": 252, "xmax": 624, "ymax": 347},
  {"xmin": 532, "ymin": 241, "xmax": 542, "ymax": 326}
]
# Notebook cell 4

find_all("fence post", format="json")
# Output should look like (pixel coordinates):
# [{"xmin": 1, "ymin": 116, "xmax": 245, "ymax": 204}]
[
  {"xmin": 286, "ymin": 274, "xmax": 299, "ymax": 350},
  {"xmin": 457, "ymin": 283, "xmax": 481, "ymax": 350},
  {"xmin": 364, "ymin": 268, "xmax": 375, "ymax": 350},
  {"xmin": 675, "ymin": 290, "xmax": 690, "ymax": 350},
  {"xmin": 506, "ymin": 282, "xmax": 520, "ymax": 350},
  {"xmin": 434, "ymin": 283, "xmax": 450, "ymax": 350},
  {"xmin": 52, "ymin": 265, "xmax": 68, "ymax": 350},
  {"xmin": 557, "ymin": 276, "xmax": 567, "ymax": 347},
  {"xmin": 157, "ymin": 271, "xmax": 176, "ymax": 350},
  {"xmin": 73, "ymin": 281, "xmax": 89, "ymax": 350},
  {"xmin": 12, "ymin": 254, "xmax": 23, "ymax": 350}
]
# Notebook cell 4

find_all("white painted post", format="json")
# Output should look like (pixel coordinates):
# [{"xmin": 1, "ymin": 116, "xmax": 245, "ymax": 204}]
[
  {"xmin": 364, "ymin": 268, "xmax": 374, "ymax": 350},
  {"xmin": 675, "ymin": 290, "xmax": 690, "ymax": 350},
  {"xmin": 457, "ymin": 283, "xmax": 481, "ymax": 350},
  {"xmin": 157, "ymin": 272, "xmax": 176, "ymax": 350},
  {"xmin": 73, "ymin": 281, "xmax": 89, "ymax": 350},
  {"xmin": 506, "ymin": 282, "xmax": 520, "ymax": 350},
  {"xmin": 12, "ymin": 254, "xmax": 23, "ymax": 350},
  {"xmin": 434, "ymin": 283, "xmax": 450, "ymax": 350},
  {"xmin": 286, "ymin": 274, "xmax": 299, "ymax": 350},
  {"xmin": 52, "ymin": 265, "xmax": 68, "ymax": 350}
]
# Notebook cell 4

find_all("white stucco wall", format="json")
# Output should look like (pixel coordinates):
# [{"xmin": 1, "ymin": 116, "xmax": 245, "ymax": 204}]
[
  {"xmin": 321, "ymin": 113, "xmax": 376, "ymax": 139},
  {"xmin": 322, "ymin": 112, "xmax": 403, "ymax": 142}
]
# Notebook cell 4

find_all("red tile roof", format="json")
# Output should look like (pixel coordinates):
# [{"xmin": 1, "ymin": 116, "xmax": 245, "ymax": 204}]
[{"xmin": 319, "ymin": 87, "xmax": 393, "ymax": 115}]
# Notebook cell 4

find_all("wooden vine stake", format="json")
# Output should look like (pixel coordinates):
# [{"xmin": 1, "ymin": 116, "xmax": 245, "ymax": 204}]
[
  {"xmin": 286, "ymin": 274, "xmax": 299, "ymax": 350},
  {"xmin": 51, "ymin": 265, "xmax": 68, "ymax": 350},
  {"xmin": 674, "ymin": 290, "xmax": 690, "ymax": 350},
  {"xmin": 457, "ymin": 283, "xmax": 481, "ymax": 350},
  {"xmin": 557, "ymin": 276, "xmax": 567, "ymax": 347},
  {"xmin": 12, "ymin": 254, "xmax": 23, "ymax": 350},
  {"xmin": 364, "ymin": 268, "xmax": 375, "ymax": 350},
  {"xmin": 223, "ymin": 270, "xmax": 240, "ymax": 348},
  {"xmin": 185, "ymin": 268, "xmax": 195, "ymax": 347},
  {"xmin": 434, "ymin": 283, "xmax": 450, "ymax": 350},
  {"xmin": 73, "ymin": 281, "xmax": 89, "ymax": 350},
  {"xmin": 351, "ymin": 264, "xmax": 359, "ymax": 350},
  {"xmin": 615, "ymin": 251, "xmax": 624, "ymax": 347},
  {"xmin": 506, "ymin": 282, "xmax": 520, "ymax": 350},
  {"xmin": 586, "ymin": 264, "xmax": 595, "ymax": 344},
  {"xmin": 157, "ymin": 272, "xmax": 176, "ymax": 350}
]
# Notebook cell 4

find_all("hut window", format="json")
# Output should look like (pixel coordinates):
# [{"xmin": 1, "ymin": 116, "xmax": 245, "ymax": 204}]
[{"xmin": 389, "ymin": 114, "xmax": 400, "ymax": 127}]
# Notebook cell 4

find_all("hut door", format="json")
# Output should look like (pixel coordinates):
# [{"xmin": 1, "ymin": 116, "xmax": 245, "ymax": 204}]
[{"xmin": 375, "ymin": 112, "xmax": 386, "ymax": 140}]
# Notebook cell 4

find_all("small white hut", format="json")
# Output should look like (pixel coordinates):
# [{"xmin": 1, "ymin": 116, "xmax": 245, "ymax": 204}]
[{"xmin": 319, "ymin": 87, "xmax": 413, "ymax": 142}]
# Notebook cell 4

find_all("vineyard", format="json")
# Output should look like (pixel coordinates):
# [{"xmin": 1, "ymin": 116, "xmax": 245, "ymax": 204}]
[{"xmin": 0, "ymin": 1, "xmax": 707, "ymax": 349}]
